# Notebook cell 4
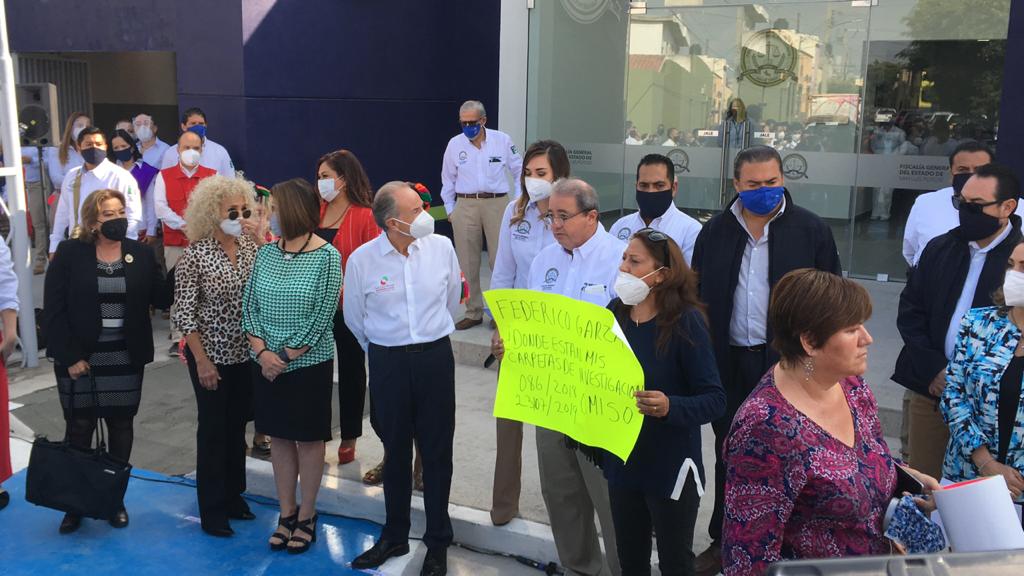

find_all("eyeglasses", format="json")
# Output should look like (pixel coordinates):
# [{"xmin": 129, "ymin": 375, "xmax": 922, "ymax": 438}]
[
  {"xmin": 227, "ymin": 209, "xmax": 252, "ymax": 221},
  {"xmin": 951, "ymin": 195, "xmax": 1002, "ymax": 213},
  {"xmin": 460, "ymin": 120, "xmax": 481, "ymax": 127},
  {"xmin": 634, "ymin": 227, "xmax": 671, "ymax": 266},
  {"xmin": 543, "ymin": 210, "xmax": 589, "ymax": 226}
]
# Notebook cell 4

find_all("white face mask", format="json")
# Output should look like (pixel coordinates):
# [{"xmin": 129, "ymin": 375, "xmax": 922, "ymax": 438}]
[
  {"xmin": 219, "ymin": 218, "xmax": 242, "ymax": 237},
  {"xmin": 317, "ymin": 178, "xmax": 340, "ymax": 203},
  {"xmin": 1004, "ymin": 270, "xmax": 1024, "ymax": 307},
  {"xmin": 393, "ymin": 210, "xmax": 434, "ymax": 239},
  {"xmin": 72, "ymin": 124, "xmax": 87, "ymax": 141},
  {"xmin": 180, "ymin": 148, "xmax": 201, "ymax": 167},
  {"xmin": 135, "ymin": 125, "xmax": 154, "ymax": 142},
  {"xmin": 614, "ymin": 267, "xmax": 664, "ymax": 306},
  {"xmin": 524, "ymin": 177, "xmax": 552, "ymax": 202}
]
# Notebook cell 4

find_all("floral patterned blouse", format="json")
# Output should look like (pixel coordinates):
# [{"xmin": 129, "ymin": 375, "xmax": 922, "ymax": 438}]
[{"xmin": 722, "ymin": 370, "xmax": 897, "ymax": 576}]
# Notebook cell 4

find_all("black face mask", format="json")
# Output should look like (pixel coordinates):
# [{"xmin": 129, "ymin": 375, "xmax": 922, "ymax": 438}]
[
  {"xmin": 957, "ymin": 204, "xmax": 1002, "ymax": 241},
  {"xmin": 113, "ymin": 148, "xmax": 133, "ymax": 163},
  {"xmin": 635, "ymin": 189, "xmax": 673, "ymax": 221},
  {"xmin": 952, "ymin": 172, "xmax": 972, "ymax": 196},
  {"xmin": 81, "ymin": 147, "xmax": 107, "ymax": 166},
  {"xmin": 100, "ymin": 218, "xmax": 129, "ymax": 241}
]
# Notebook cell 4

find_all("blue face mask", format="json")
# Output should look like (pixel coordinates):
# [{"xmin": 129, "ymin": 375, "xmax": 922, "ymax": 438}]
[
  {"xmin": 187, "ymin": 124, "xmax": 207, "ymax": 140},
  {"xmin": 462, "ymin": 123, "xmax": 481, "ymax": 141},
  {"xmin": 738, "ymin": 186, "xmax": 785, "ymax": 215},
  {"xmin": 269, "ymin": 213, "xmax": 282, "ymax": 237}
]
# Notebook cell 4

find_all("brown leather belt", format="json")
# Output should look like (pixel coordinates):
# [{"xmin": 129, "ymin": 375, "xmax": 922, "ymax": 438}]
[{"xmin": 456, "ymin": 192, "xmax": 507, "ymax": 199}]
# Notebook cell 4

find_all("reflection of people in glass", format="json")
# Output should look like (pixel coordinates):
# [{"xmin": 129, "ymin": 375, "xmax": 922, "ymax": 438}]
[
  {"xmin": 922, "ymin": 117, "xmax": 959, "ymax": 157},
  {"xmin": 724, "ymin": 98, "xmax": 750, "ymax": 150},
  {"xmin": 869, "ymin": 117, "xmax": 907, "ymax": 221},
  {"xmin": 662, "ymin": 127, "xmax": 680, "ymax": 147}
]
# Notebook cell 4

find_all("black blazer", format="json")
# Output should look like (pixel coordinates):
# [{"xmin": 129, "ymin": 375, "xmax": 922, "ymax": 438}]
[
  {"xmin": 893, "ymin": 216, "xmax": 1023, "ymax": 397},
  {"xmin": 691, "ymin": 190, "xmax": 842, "ymax": 380},
  {"xmin": 44, "ymin": 238, "xmax": 167, "ymax": 368}
]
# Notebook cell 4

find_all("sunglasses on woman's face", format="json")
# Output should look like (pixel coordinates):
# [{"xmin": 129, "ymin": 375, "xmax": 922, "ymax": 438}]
[{"xmin": 227, "ymin": 208, "xmax": 252, "ymax": 221}]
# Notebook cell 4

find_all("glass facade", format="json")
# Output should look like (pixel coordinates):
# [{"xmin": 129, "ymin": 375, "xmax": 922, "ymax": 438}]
[{"xmin": 526, "ymin": 0, "xmax": 1012, "ymax": 281}]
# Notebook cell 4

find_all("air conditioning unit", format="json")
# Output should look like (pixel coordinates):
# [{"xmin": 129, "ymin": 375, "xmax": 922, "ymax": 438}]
[{"xmin": 15, "ymin": 83, "xmax": 59, "ymax": 146}]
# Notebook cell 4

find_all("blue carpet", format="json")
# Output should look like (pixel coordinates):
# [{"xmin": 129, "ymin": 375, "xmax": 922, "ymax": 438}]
[{"xmin": 0, "ymin": 468, "xmax": 385, "ymax": 575}]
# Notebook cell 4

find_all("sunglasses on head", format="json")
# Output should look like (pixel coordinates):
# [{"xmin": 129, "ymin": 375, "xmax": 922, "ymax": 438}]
[
  {"xmin": 634, "ymin": 227, "xmax": 671, "ymax": 266},
  {"xmin": 227, "ymin": 208, "xmax": 252, "ymax": 221}
]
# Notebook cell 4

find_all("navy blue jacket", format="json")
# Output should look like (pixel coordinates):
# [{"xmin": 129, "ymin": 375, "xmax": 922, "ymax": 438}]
[{"xmin": 603, "ymin": 304, "xmax": 726, "ymax": 499}]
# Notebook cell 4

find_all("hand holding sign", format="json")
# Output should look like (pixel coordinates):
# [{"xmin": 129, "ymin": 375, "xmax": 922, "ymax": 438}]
[{"xmin": 484, "ymin": 288, "xmax": 644, "ymax": 462}]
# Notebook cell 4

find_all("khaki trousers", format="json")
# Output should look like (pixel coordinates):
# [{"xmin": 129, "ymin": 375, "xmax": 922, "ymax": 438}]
[
  {"xmin": 450, "ymin": 195, "xmax": 509, "ymax": 320},
  {"xmin": 906, "ymin": 390, "xmax": 950, "ymax": 479},
  {"xmin": 165, "ymin": 245, "xmax": 185, "ymax": 340},
  {"xmin": 25, "ymin": 180, "xmax": 49, "ymax": 266},
  {"xmin": 536, "ymin": 427, "xmax": 620, "ymax": 576},
  {"xmin": 491, "ymin": 417, "xmax": 523, "ymax": 524}
]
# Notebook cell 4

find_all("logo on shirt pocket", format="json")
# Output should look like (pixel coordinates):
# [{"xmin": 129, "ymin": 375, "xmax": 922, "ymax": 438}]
[
  {"xmin": 458, "ymin": 151, "xmax": 468, "ymax": 164},
  {"xmin": 376, "ymin": 275, "xmax": 397, "ymax": 293},
  {"xmin": 616, "ymin": 227, "xmax": 631, "ymax": 241},
  {"xmin": 543, "ymin": 268, "xmax": 559, "ymax": 288},
  {"xmin": 515, "ymin": 221, "xmax": 532, "ymax": 235}
]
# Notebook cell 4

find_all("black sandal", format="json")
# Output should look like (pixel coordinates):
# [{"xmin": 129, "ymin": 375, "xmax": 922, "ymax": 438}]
[
  {"xmin": 269, "ymin": 512, "xmax": 297, "ymax": 551},
  {"xmin": 287, "ymin": 514, "xmax": 318, "ymax": 555}
]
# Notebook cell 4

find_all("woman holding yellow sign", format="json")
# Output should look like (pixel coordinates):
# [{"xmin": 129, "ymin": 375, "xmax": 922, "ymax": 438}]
[{"xmin": 605, "ymin": 228, "xmax": 726, "ymax": 575}]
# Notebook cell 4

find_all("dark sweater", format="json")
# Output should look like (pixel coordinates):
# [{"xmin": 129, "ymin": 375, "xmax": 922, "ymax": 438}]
[{"xmin": 603, "ymin": 303, "xmax": 726, "ymax": 499}]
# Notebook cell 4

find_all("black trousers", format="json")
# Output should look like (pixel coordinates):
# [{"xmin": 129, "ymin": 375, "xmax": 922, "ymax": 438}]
[
  {"xmin": 368, "ymin": 337, "xmax": 455, "ymax": 550},
  {"xmin": 610, "ymin": 479, "xmax": 700, "ymax": 576},
  {"xmin": 709, "ymin": 345, "xmax": 770, "ymax": 544},
  {"xmin": 185, "ymin": 348, "xmax": 253, "ymax": 525},
  {"xmin": 333, "ymin": 309, "xmax": 367, "ymax": 441},
  {"xmin": 66, "ymin": 416, "xmax": 134, "ymax": 463}
]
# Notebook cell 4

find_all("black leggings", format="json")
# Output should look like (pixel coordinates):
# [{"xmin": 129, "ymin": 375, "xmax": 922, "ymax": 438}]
[
  {"xmin": 333, "ymin": 308, "xmax": 367, "ymax": 441},
  {"xmin": 66, "ymin": 416, "xmax": 134, "ymax": 462},
  {"xmin": 609, "ymin": 479, "xmax": 701, "ymax": 576}
]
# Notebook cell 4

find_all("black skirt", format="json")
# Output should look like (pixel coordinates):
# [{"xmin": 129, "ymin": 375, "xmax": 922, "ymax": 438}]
[{"xmin": 253, "ymin": 360, "xmax": 333, "ymax": 442}]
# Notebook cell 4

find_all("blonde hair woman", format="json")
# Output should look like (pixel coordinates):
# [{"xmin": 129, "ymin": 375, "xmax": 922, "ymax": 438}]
[{"xmin": 173, "ymin": 175, "xmax": 264, "ymax": 537}]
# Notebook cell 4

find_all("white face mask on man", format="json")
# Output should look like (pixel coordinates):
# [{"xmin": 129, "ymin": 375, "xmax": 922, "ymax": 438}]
[
  {"xmin": 392, "ymin": 210, "xmax": 434, "ymax": 239},
  {"xmin": 613, "ymin": 267, "xmax": 665, "ymax": 305},
  {"xmin": 180, "ymin": 148, "xmax": 201, "ymax": 167}
]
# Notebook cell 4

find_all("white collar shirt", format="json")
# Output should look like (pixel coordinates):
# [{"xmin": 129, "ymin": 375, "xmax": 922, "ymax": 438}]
[
  {"xmin": 609, "ymin": 204, "xmax": 702, "ymax": 265},
  {"xmin": 49, "ymin": 159, "xmax": 142, "ymax": 252},
  {"xmin": 943, "ymin": 223, "xmax": 1013, "ymax": 359},
  {"xmin": 728, "ymin": 197, "xmax": 787, "ymax": 346},
  {"xmin": 139, "ymin": 138, "xmax": 170, "ymax": 170},
  {"xmin": 490, "ymin": 201, "xmax": 556, "ymax": 291},
  {"xmin": 343, "ymin": 233, "xmax": 463, "ymax": 350},
  {"xmin": 527, "ymin": 226, "xmax": 625, "ymax": 308},
  {"xmin": 160, "ymin": 137, "xmax": 235, "ymax": 178},
  {"xmin": 439, "ymin": 128, "xmax": 523, "ymax": 214}
]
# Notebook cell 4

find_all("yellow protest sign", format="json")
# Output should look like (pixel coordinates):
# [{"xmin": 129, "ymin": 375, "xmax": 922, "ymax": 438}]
[{"xmin": 484, "ymin": 288, "xmax": 644, "ymax": 462}]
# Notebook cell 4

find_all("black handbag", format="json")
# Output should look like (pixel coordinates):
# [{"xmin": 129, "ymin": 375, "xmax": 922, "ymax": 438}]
[{"xmin": 24, "ymin": 374, "xmax": 132, "ymax": 520}]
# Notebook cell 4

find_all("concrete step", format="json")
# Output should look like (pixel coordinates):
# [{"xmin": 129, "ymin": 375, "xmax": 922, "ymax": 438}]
[{"xmin": 451, "ymin": 323, "xmax": 494, "ymax": 368}]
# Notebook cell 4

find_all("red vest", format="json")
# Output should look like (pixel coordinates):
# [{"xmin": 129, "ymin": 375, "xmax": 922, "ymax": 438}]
[{"xmin": 160, "ymin": 164, "xmax": 216, "ymax": 247}]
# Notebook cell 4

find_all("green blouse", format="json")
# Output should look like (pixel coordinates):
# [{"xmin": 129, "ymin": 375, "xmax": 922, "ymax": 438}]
[{"xmin": 242, "ymin": 242, "xmax": 342, "ymax": 372}]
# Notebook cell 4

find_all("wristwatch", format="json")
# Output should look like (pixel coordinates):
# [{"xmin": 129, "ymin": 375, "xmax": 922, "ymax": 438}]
[{"xmin": 277, "ymin": 349, "xmax": 290, "ymax": 364}]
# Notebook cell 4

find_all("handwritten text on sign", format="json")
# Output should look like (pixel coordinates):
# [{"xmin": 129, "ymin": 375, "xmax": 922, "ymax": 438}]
[{"xmin": 484, "ymin": 289, "xmax": 644, "ymax": 462}]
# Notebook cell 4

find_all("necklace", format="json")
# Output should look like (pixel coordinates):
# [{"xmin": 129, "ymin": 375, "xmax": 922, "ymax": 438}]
[
  {"xmin": 97, "ymin": 258, "xmax": 121, "ymax": 275},
  {"xmin": 281, "ymin": 233, "xmax": 313, "ymax": 260}
]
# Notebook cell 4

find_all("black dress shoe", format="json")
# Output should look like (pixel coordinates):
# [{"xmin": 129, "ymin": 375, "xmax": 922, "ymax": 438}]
[
  {"xmin": 421, "ymin": 548, "xmax": 448, "ymax": 576},
  {"xmin": 227, "ymin": 499, "xmax": 256, "ymax": 521},
  {"xmin": 0, "ymin": 488, "xmax": 9, "ymax": 511},
  {"xmin": 351, "ymin": 539, "xmax": 411, "ymax": 569},
  {"xmin": 109, "ymin": 508, "xmax": 129, "ymax": 528},
  {"xmin": 59, "ymin": 512, "xmax": 82, "ymax": 534},
  {"xmin": 202, "ymin": 523, "xmax": 235, "ymax": 538}
]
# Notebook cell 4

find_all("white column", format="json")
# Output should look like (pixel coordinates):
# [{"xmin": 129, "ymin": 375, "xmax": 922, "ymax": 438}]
[{"xmin": 498, "ymin": 0, "xmax": 530, "ymax": 148}]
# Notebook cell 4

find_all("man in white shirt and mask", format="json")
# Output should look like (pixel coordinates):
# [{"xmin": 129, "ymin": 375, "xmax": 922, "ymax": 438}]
[
  {"xmin": 49, "ymin": 126, "xmax": 142, "ymax": 256},
  {"xmin": 132, "ymin": 113, "xmax": 170, "ymax": 170},
  {"xmin": 346, "ymin": 182, "xmax": 463, "ymax": 576},
  {"xmin": 160, "ymin": 107, "xmax": 235, "ymax": 178}
]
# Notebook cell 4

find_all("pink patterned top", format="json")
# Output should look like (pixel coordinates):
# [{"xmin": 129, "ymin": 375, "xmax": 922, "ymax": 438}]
[{"xmin": 722, "ymin": 370, "xmax": 897, "ymax": 575}]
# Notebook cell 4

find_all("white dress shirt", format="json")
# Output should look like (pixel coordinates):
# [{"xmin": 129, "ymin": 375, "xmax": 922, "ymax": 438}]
[
  {"xmin": 160, "ymin": 138, "xmax": 235, "ymax": 178},
  {"xmin": 19, "ymin": 146, "xmax": 43, "ymax": 183},
  {"xmin": 527, "ymin": 226, "xmax": 625, "ymax": 308},
  {"xmin": 904, "ymin": 186, "xmax": 1024, "ymax": 266},
  {"xmin": 728, "ymin": 198, "xmax": 787, "ymax": 346},
  {"xmin": 49, "ymin": 159, "xmax": 142, "ymax": 252},
  {"xmin": 139, "ymin": 170, "xmax": 158, "ymax": 236},
  {"xmin": 943, "ymin": 223, "xmax": 1013, "ymax": 359},
  {"xmin": 609, "ymin": 204, "xmax": 702, "ymax": 265},
  {"xmin": 153, "ymin": 165, "xmax": 200, "ymax": 231},
  {"xmin": 344, "ymin": 233, "xmax": 463, "ymax": 350},
  {"xmin": 44, "ymin": 147, "xmax": 83, "ymax": 192},
  {"xmin": 0, "ymin": 239, "xmax": 19, "ymax": 313},
  {"xmin": 139, "ymin": 138, "xmax": 170, "ymax": 170},
  {"xmin": 490, "ymin": 201, "xmax": 555, "ymax": 291},
  {"xmin": 440, "ymin": 128, "xmax": 523, "ymax": 214}
]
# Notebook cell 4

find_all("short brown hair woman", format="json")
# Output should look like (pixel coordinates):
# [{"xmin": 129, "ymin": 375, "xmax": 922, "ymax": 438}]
[
  {"xmin": 314, "ymin": 150, "xmax": 380, "ymax": 466},
  {"xmin": 604, "ymin": 228, "xmax": 726, "ymax": 575},
  {"xmin": 243, "ymin": 178, "xmax": 342, "ymax": 553},
  {"xmin": 721, "ymin": 269, "xmax": 939, "ymax": 575},
  {"xmin": 44, "ymin": 188, "xmax": 166, "ymax": 534}
]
